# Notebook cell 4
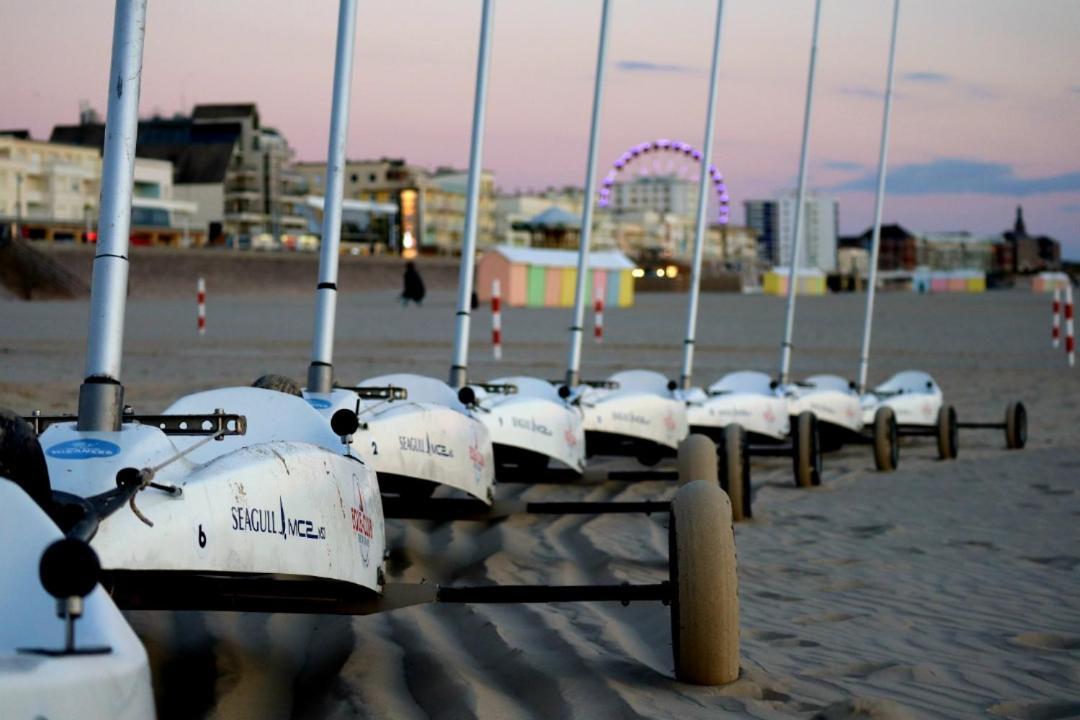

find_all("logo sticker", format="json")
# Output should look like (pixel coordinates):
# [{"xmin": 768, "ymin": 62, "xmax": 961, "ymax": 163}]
[
  {"xmin": 46, "ymin": 439, "xmax": 121, "ymax": 460},
  {"xmin": 307, "ymin": 398, "xmax": 332, "ymax": 409},
  {"xmin": 230, "ymin": 497, "xmax": 326, "ymax": 541},
  {"xmin": 511, "ymin": 417, "xmax": 552, "ymax": 436},
  {"xmin": 350, "ymin": 475, "xmax": 374, "ymax": 566},
  {"xmin": 398, "ymin": 434, "xmax": 454, "ymax": 458}
]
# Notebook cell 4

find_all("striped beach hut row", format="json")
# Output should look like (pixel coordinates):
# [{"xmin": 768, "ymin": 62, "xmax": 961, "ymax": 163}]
[
  {"xmin": 477, "ymin": 245, "xmax": 636, "ymax": 308},
  {"xmin": 762, "ymin": 267, "xmax": 827, "ymax": 296},
  {"xmin": 913, "ymin": 268, "xmax": 986, "ymax": 293}
]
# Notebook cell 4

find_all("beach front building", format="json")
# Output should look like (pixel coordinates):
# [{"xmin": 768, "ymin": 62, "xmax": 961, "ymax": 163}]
[
  {"xmin": 475, "ymin": 244, "xmax": 636, "ymax": 308},
  {"xmin": 747, "ymin": 191, "xmax": 838, "ymax": 273},
  {"xmin": 496, "ymin": 188, "xmax": 584, "ymax": 247},
  {"xmin": 52, "ymin": 103, "xmax": 307, "ymax": 248},
  {"xmin": 0, "ymin": 132, "xmax": 199, "ymax": 245},
  {"xmin": 295, "ymin": 158, "xmax": 496, "ymax": 256}
]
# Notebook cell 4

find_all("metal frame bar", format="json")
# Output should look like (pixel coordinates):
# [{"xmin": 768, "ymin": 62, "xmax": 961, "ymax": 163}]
[
  {"xmin": 448, "ymin": 0, "xmax": 496, "ymax": 389},
  {"xmin": 679, "ymin": 0, "xmax": 726, "ymax": 389},
  {"xmin": 778, "ymin": 0, "xmax": 823, "ymax": 385},
  {"xmin": 25, "ymin": 412, "xmax": 247, "ymax": 437},
  {"xmin": 856, "ymin": 0, "xmax": 902, "ymax": 393},
  {"xmin": 565, "ymin": 0, "xmax": 613, "ymax": 388},
  {"xmin": 308, "ymin": 0, "xmax": 360, "ymax": 394}
]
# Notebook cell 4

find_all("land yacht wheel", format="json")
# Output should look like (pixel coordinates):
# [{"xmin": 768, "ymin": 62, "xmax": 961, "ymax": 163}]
[
  {"xmin": 936, "ymin": 405, "xmax": 958, "ymax": 460},
  {"xmin": 719, "ymin": 425, "xmax": 751, "ymax": 521},
  {"xmin": 677, "ymin": 434, "xmax": 718, "ymax": 487},
  {"xmin": 669, "ymin": 480, "xmax": 740, "ymax": 685},
  {"xmin": 792, "ymin": 411, "xmax": 822, "ymax": 488},
  {"xmin": 873, "ymin": 406, "xmax": 899, "ymax": 472},
  {"xmin": 0, "ymin": 408, "xmax": 52, "ymax": 512},
  {"xmin": 1005, "ymin": 402, "xmax": 1027, "ymax": 450}
]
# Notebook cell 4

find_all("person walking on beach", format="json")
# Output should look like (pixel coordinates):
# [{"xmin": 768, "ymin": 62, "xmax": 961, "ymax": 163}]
[{"xmin": 401, "ymin": 261, "xmax": 425, "ymax": 306}]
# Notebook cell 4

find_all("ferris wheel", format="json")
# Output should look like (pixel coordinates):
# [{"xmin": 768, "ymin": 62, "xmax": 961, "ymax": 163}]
[{"xmin": 597, "ymin": 138, "xmax": 731, "ymax": 224}]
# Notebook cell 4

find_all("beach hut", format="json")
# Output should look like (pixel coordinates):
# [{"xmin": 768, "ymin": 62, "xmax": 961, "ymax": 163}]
[
  {"xmin": 476, "ymin": 245, "xmax": 636, "ymax": 308},
  {"xmin": 763, "ymin": 267, "xmax": 826, "ymax": 296},
  {"xmin": 1032, "ymin": 271, "xmax": 1070, "ymax": 293}
]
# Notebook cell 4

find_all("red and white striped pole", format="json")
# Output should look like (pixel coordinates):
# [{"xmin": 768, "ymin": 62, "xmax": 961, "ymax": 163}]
[
  {"xmin": 593, "ymin": 284, "xmax": 604, "ymax": 344},
  {"xmin": 197, "ymin": 276, "xmax": 206, "ymax": 336},
  {"xmin": 1051, "ymin": 286, "xmax": 1061, "ymax": 349},
  {"xmin": 1065, "ymin": 284, "xmax": 1074, "ymax": 368},
  {"xmin": 491, "ymin": 278, "xmax": 502, "ymax": 360}
]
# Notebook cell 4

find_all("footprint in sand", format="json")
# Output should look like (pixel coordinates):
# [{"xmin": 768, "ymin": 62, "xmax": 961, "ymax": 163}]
[
  {"xmin": 1029, "ymin": 483, "xmax": 1075, "ymax": 496},
  {"xmin": 849, "ymin": 524, "xmax": 893, "ymax": 539},
  {"xmin": 746, "ymin": 630, "xmax": 821, "ymax": 648},
  {"xmin": 755, "ymin": 590, "xmax": 802, "ymax": 603},
  {"xmin": 1023, "ymin": 556, "xmax": 1080, "ymax": 571},
  {"xmin": 812, "ymin": 697, "xmax": 916, "ymax": 720},
  {"xmin": 793, "ymin": 612, "xmax": 864, "ymax": 626},
  {"xmin": 988, "ymin": 700, "xmax": 1080, "ymax": 720},
  {"xmin": 948, "ymin": 539, "xmax": 999, "ymax": 551},
  {"xmin": 1011, "ymin": 632, "xmax": 1080, "ymax": 651}
]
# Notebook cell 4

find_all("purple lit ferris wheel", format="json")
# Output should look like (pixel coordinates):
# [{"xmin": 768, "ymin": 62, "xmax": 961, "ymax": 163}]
[{"xmin": 597, "ymin": 138, "xmax": 730, "ymax": 224}]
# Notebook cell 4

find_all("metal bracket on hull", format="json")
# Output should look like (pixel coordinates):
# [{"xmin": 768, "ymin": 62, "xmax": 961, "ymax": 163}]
[
  {"xmin": 25, "ymin": 411, "xmax": 247, "ymax": 437},
  {"xmin": 336, "ymin": 385, "xmax": 409, "ymax": 401},
  {"xmin": 473, "ymin": 383, "xmax": 518, "ymax": 395}
]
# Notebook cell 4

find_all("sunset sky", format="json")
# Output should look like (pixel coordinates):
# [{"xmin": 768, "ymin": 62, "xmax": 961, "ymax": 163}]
[{"xmin": 4, "ymin": 0, "xmax": 1078, "ymax": 257}]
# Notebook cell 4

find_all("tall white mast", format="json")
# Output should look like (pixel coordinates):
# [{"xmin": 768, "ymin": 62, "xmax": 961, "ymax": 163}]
[{"xmin": 856, "ymin": 0, "xmax": 901, "ymax": 393}]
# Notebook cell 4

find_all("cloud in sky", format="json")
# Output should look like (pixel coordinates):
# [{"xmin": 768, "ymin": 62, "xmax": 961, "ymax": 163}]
[
  {"xmin": 825, "ymin": 160, "xmax": 865, "ymax": 172},
  {"xmin": 838, "ymin": 85, "xmax": 884, "ymax": 99},
  {"xmin": 903, "ymin": 71, "xmax": 951, "ymax": 84},
  {"xmin": 833, "ymin": 158, "xmax": 1080, "ymax": 196},
  {"xmin": 615, "ymin": 60, "xmax": 697, "ymax": 74},
  {"xmin": 1071, "ymin": 86, "xmax": 1080, "ymax": 95}
]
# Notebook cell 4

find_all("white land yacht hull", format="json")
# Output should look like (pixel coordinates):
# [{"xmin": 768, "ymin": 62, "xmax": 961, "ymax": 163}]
[
  {"xmin": 860, "ymin": 370, "xmax": 944, "ymax": 427},
  {"xmin": 318, "ymin": 373, "xmax": 497, "ymax": 503},
  {"xmin": 580, "ymin": 370, "xmax": 689, "ymax": 463},
  {"xmin": 686, "ymin": 371, "xmax": 790, "ymax": 442},
  {"xmin": 0, "ymin": 479, "xmax": 155, "ymax": 720},
  {"xmin": 52, "ymin": 387, "xmax": 388, "ymax": 598},
  {"xmin": 785, "ymin": 374, "xmax": 864, "ymax": 437},
  {"xmin": 473, "ymin": 376, "xmax": 586, "ymax": 474}
]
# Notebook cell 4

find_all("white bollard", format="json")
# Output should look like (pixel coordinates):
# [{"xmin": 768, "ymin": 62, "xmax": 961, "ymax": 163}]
[
  {"xmin": 1065, "ymin": 284, "xmax": 1074, "ymax": 368},
  {"xmin": 197, "ymin": 277, "xmax": 206, "ymax": 336},
  {"xmin": 1052, "ymin": 286, "xmax": 1061, "ymax": 349},
  {"xmin": 492, "ymin": 278, "xmax": 502, "ymax": 360},
  {"xmin": 594, "ymin": 284, "xmax": 604, "ymax": 344}
]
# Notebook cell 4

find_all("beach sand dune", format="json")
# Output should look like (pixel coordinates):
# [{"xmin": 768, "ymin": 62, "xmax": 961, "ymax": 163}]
[{"xmin": 2, "ymin": 288, "xmax": 1077, "ymax": 718}]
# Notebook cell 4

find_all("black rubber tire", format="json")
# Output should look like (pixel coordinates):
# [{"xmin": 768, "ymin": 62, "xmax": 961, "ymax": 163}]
[
  {"xmin": 669, "ymin": 480, "xmax": 739, "ymax": 685},
  {"xmin": 873, "ymin": 406, "xmax": 899, "ymax": 472},
  {"xmin": 792, "ymin": 411, "xmax": 822, "ymax": 488},
  {"xmin": 1005, "ymin": 401, "xmax": 1027, "ymax": 449},
  {"xmin": 636, "ymin": 444, "xmax": 664, "ymax": 468},
  {"xmin": 677, "ymin": 434, "xmax": 718, "ymax": 487},
  {"xmin": 719, "ymin": 425, "xmax": 751, "ymax": 522},
  {"xmin": 0, "ymin": 408, "xmax": 52, "ymax": 513},
  {"xmin": 252, "ymin": 374, "xmax": 303, "ymax": 397},
  {"xmin": 936, "ymin": 405, "xmax": 958, "ymax": 460}
]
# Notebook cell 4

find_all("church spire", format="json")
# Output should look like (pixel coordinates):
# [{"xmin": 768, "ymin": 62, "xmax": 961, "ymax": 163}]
[{"xmin": 1014, "ymin": 205, "xmax": 1027, "ymax": 237}]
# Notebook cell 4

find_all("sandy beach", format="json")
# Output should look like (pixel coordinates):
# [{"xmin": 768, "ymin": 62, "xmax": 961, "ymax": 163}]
[{"xmin": 2, "ymin": 287, "xmax": 1078, "ymax": 719}]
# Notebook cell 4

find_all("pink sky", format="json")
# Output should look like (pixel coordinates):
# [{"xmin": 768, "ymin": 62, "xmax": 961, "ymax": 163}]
[{"xmin": 4, "ymin": 0, "xmax": 1078, "ymax": 256}]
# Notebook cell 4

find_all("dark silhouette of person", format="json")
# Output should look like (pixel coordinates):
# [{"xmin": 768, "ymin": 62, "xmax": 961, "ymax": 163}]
[{"xmin": 401, "ymin": 261, "xmax": 425, "ymax": 306}]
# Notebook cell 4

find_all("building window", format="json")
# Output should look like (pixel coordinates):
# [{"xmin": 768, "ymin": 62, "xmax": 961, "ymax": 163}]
[
  {"xmin": 351, "ymin": 173, "xmax": 359, "ymax": 183},
  {"xmin": 369, "ymin": 173, "xmax": 376, "ymax": 182}
]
